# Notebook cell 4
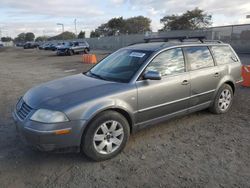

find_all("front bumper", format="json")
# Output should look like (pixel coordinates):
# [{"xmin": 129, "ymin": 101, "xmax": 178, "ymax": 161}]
[{"xmin": 12, "ymin": 109, "xmax": 87, "ymax": 152}]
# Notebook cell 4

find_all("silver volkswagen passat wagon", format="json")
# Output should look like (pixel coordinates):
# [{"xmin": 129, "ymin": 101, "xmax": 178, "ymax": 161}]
[{"xmin": 13, "ymin": 38, "xmax": 242, "ymax": 161}]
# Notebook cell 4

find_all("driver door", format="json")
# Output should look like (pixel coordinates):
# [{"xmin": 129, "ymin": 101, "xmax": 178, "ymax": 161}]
[{"xmin": 136, "ymin": 48, "xmax": 191, "ymax": 124}]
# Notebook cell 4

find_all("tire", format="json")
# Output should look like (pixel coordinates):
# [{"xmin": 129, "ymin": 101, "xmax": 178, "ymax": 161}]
[
  {"xmin": 209, "ymin": 84, "xmax": 234, "ymax": 114},
  {"xmin": 68, "ymin": 49, "xmax": 74, "ymax": 56},
  {"xmin": 83, "ymin": 48, "xmax": 89, "ymax": 54},
  {"xmin": 81, "ymin": 111, "xmax": 130, "ymax": 161}
]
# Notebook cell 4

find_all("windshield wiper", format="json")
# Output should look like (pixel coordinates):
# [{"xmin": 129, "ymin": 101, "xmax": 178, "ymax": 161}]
[{"xmin": 88, "ymin": 71, "xmax": 108, "ymax": 81}]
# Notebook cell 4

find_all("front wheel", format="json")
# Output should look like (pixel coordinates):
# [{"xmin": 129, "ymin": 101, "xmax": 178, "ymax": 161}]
[
  {"xmin": 81, "ymin": 111, "xmax": 130, "ymax": 161},
  {"xmin": 68, "ymin": 49, "xmax": 74, "ymax": 56},
  {"xmin": 210, "ymin": 84, "xmax": 234, "ymax": 114}
]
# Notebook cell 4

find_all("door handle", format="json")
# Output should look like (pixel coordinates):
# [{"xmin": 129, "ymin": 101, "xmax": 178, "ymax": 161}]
[
  {"xmin": 182, "ymin": 80, "xmax": 189, "ymax": 85},
  {"xmin": 214, "ymin": 72, "xmax": 220, "ymax": 77}
]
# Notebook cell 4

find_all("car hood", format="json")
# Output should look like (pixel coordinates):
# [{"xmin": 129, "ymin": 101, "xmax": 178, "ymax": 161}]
[{"xmin": 23, "ymin": 74, "xmax": 123, "ymax": 110}]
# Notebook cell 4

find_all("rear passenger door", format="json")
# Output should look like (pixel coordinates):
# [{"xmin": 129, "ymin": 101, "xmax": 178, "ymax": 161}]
[
  {"xmin": 72, "ymin": 42, "xmax": 79, "ymax": 52},
  {"xmin": 184, "ymin": 46, "xmax": 219, "ymax": 108},
  {"xmin": 78, "ymin": 43, "xmax": 85, "ymax": 52}
]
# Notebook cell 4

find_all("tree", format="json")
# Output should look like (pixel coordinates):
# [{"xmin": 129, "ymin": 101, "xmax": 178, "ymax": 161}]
[
  {"xmin": 1, "ymin": 37, "xmax": 12, "ymax": 42},
  {"xmin": 90, "ymin": 30, "xmax": 100, "ymax": 38},
  {"xmin": 14, "ymin": 32, "xmax": 35, "ymax": 42},
  {"xmin": 91, "ymin": 16, "xmax": 151, "ymax": 37},
  {"xmin": 48, "ymin": 31, "xmax": 76, "ymax": 40},
  {"xmin": 160, "ymin": 8, "xmax": 212, "ymax": 31},
  {"xmin": 107, "ymin": 17, "xmax": 126, "ymax": 35},
  {"xmin": 95, "ymin": 23, "xmax": 110, "ymax": 37},
  {"xmin": 124, "ymin": 16, "xmax": 151, "ymax": 34},
  {"xmin": 25, "ymin": 32, "xmax": 35, "ymax": 41},
  {"xmin": 14, "ymin": 33, "xmax": 26, "ymax": 43},
  {"xmin": 78, "ymin": 31, "xmax": 86, "ymax": 39},
  {"xmin": 35, "ymin": 36, "xmax": 48, "ymax": 42}
]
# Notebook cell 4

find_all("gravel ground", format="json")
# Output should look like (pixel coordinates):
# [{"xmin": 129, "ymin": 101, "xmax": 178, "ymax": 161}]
[{"xmin": 0, "ymin": 47, "xmax": 250, "ymax": 188}]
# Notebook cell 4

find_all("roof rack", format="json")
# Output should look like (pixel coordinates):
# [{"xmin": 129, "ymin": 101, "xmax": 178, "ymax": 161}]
[
  {"xmin": 143, "ymin": 36, "xmax": 223, "ymax": 44},
  {"xmin": 144, "ymin": 36, "xmax": 205, "ymax": 43}
]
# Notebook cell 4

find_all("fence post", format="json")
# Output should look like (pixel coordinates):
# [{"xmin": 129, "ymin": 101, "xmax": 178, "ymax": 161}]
[{"xmin": 231, "ymin": 25, "xmax": 234, "ymax": 42}]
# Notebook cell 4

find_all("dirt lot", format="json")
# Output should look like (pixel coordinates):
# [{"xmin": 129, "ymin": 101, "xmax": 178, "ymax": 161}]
[{"xmin": 0, "ymin": 47, "xmax": 250, "ymax": 188}]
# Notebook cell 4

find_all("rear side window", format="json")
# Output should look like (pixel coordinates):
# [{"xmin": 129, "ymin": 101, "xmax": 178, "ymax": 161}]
[
  {"xmin": 146, "ymin": 48, "xmax": 185, "ymax": 76},
  {"xmin": 211, "ymin": 46, "xmax": 238, "ymax": 65},
  {"xmin": 184, "ymin": 46, "xmax": 214, "ymax": 71}
]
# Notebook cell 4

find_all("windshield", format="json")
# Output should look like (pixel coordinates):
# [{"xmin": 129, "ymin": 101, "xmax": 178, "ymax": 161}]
[{"xmin": 87, "ymin": 49, "xmax": 152, "ymax": 83}]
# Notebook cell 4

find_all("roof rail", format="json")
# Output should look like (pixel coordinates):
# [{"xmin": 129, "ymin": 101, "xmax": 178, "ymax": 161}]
[
  {"xmin": 144, "ymin": 36, "xmax": 207, "ymax": 43},
  {"xmin": 202, "ymin": 40, "xmax": 223, "ymax": 43}
]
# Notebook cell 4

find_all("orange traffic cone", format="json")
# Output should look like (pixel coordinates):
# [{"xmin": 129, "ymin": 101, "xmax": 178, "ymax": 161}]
[
  {"xmin": 242, "ymin": 65, "xmax": 250, "ymax": 87},
  {"xmin": 82, "ymin": 54, "xmax": 97, "ymax": 64}
]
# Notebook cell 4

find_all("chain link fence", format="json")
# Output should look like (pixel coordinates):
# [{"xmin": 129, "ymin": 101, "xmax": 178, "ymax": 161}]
[{"xmin": 84, "ymin": 24, "xmax": 250, "ymax": 53}]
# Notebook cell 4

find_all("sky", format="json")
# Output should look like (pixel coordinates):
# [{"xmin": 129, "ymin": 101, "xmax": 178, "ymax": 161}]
[{"xmin": 0, "ymin": 0, "xmax": 250, "ymax": 38}]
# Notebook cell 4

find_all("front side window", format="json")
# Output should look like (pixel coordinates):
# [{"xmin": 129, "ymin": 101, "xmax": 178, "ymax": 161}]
[
  {"xmin": 87, "ymin": 49, "xmax": 152, "ymax": 83},
  {"xmin": 184, "ymin": 46, "xmax": 214, "ymax": 70},
  {"xmin": 211, "ymin": 46, "xmax": 238, "ymax": 65},
  {"xmin": 145, "ymin": 48, "xmax": 185, "ymax": 76}
]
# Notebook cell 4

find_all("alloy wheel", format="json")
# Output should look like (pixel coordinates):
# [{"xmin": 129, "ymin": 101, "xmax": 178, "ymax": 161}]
[
  {"xmin": 218, "ymin": 89, "xmax": 232, "ymax": 112},
  {"xmin": 93, "ymin": 120, "xmax": 124, "ymax": 155}
]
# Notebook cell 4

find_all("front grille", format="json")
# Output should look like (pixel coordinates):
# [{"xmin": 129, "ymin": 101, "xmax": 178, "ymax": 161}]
[
  {"xmin": 16, "ymin": 99, "xmax": 33, "ymax": 120},
  {"xmin": 58, "ymin": 49, "xmax": 66, "ymax": 52}
]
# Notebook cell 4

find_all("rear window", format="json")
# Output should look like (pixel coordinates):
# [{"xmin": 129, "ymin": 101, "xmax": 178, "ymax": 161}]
[
  {"xmin": 79, "ymin": 42, "xmax": 87, "ymax": 46},
  {"xmin": 211, "ymin": 46, "xmax": 238, "ymax": 65},
  {"xmin": 184, "ymin": 46, "xmax": 214, "ymax": 71}
]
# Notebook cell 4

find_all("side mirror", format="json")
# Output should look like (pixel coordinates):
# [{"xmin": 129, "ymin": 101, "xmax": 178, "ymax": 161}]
[{"xmin": 143, "ymin": 70, "xmax": 161, "ymax": 80}]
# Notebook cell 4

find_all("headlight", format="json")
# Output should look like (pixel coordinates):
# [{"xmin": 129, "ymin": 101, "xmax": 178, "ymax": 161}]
[{"xmin": 30, "ymin": 109, "xmax": 69, "ymax": 123}]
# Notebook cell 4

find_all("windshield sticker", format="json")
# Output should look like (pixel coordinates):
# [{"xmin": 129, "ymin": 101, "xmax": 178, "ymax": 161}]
[{"xmin": 129, "ymin": 52, "xmax": 146, "ymax": 58}]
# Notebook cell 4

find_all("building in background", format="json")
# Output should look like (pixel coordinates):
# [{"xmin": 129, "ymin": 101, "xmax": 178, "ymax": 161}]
[{"xmin": 0, "ymin": 40, "xmax": 14, "ymax": 47}]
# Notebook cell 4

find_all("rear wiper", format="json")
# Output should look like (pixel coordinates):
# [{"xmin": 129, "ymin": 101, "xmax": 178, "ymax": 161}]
[{"xmin": 88, "ymin": 71, "xmax": 108, "ymax": 81}]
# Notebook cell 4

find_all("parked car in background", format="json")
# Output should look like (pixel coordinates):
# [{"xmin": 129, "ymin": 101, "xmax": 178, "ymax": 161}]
[
  {"xmin": 0, "ymin": 43, "xmax": 4, "ymax": 48},
  {"xmin": 43, "ymin": 43, "xmax": 54, "ymax": 50},
  {"xmin": 13, "ymin": 37, "xmax": 242, "ymax": 161},
  {"xmin": 51, "ymin": 43, "xmax": 65, "ymax": 51},
  {"xmin": 16, "ymin": 42, "xmax": 25, "ymax": 47},
  {"xmin": 23, "ymin": 42, "xmax": 39, "ymax": 49},
  {"xmin": 38, "ymin": 43, "xmax": 47, "ymax": 50},
  {"xmin": 57, "ymin": 41, "xmax": 90, "ymax": 56}
]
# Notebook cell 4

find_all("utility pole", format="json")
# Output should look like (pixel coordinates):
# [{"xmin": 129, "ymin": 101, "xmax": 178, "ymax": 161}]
[
  {"xmin": 57, "ymin": 23, "xmax": 64, "ymax": 41},
  {"xmin": 74, "ymin": 19, "xmax": 77, "ymax": 38},
  {"xmin": 57, "ymin": 23, "xmax": 64, "ymax": 33}
]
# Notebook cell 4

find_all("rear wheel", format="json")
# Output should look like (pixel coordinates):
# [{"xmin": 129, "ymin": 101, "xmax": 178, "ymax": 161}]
[
  {"xmin": 82, "ymin": 111, "xmax": 130, "ymax": 161},
  {"xmin": 83, "ymin": 48, "xmax": 89, "ymax": 54},
  {"xmin": 210, "ymin": 84, "xmax": 233, "ymax": 114}
]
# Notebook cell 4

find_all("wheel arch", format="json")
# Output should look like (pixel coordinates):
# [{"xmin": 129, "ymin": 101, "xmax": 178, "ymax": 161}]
[
  {"xmin": 216, "ymin": 75, "xmax": 236, "ymax": 93},
  {"xmin": 109, "ymin": 108, "xmax": 134, "ymax": 133},
  {"xmin": 225, "ymin": 81, "xmax": 235, "ymax": 93},
  {"xmin": 81, "ymin": 106, "xmax": 135, "ymax": 138}
]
